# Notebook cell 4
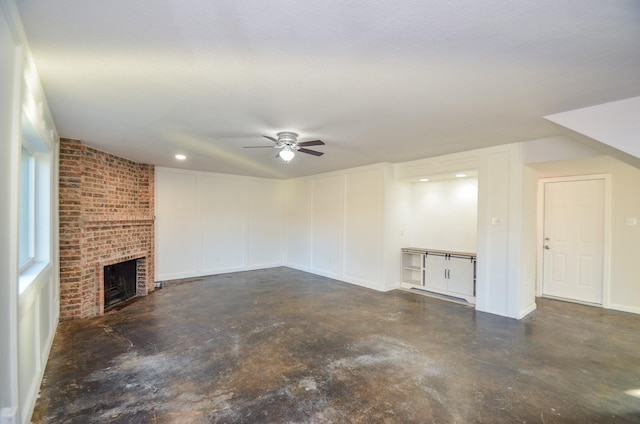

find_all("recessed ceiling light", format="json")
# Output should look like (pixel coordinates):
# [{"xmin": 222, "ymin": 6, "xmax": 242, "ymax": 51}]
[
  {"xmin": 419, "ymin": 178, "xmax": 429, "ymax": 182},
  {"xmin": 456, "ymin": 173, "xmax": 467, "ymax": 178},
  {"xmin": 175, "ymin": 154, "xmax": 186, "ymax": 160}
]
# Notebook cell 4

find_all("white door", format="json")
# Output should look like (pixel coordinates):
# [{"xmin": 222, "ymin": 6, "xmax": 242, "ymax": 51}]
[{"xmin": 542, "ymin": 178, "xmax": 605, "ymax": 304}]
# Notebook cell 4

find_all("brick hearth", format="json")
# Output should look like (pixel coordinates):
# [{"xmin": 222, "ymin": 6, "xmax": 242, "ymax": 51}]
[{"xmin": 59, "ymin": 139, "xmax": 155, "ymax": 319}]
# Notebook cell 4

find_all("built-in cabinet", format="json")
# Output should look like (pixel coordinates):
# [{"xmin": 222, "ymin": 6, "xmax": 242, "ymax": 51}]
[{"xmin": 401, "ymin": 248, "xmax": 476, "ymax": 303}]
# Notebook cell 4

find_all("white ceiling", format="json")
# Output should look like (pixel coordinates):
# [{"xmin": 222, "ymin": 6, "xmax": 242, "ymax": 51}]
[{"xmin": 17, "ymin": 0, "xmax": 640, "ymax": 178}]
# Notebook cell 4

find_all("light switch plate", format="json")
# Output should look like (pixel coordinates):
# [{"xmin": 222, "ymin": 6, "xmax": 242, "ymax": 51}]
[{"xmin": 625, "ymin": 218, "xmax": 637, "ymax": 226}]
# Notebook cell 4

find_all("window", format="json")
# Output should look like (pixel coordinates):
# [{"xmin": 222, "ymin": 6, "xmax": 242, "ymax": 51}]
[
  {"xmin": 18, "ymin": 118, "xmax": 52, "ymax": 293},
  {"xmin": 19, "ymin": 145, "xmax": 35, "ymax": 270}
]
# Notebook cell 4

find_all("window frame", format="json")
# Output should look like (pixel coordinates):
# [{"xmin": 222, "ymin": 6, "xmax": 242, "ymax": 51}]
[{"xmin": 18, "ymin": 111, "xmax": 53, "ymax": 294}]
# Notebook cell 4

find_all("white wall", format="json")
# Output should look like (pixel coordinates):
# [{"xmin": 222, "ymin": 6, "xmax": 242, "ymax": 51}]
[
  {"xmin": 155, "ymin": 167, "xmax": 285, "ymax": 281},
  {"xmin": 155, "ymin": 170, "xmax": 199, "ymax": 277},
  {"xmin": 310, "ymin": 173, "xmax": 345, "ymax": 277},
  {"xmin": 247, "ymin": 177, "xmax": 285, "ymax": 266},
  {"xmin": 285, "ymin": 178, "xmax": 312, "ymax": 269},
  {"xmin": 530, "ymin": 155, "xmax": 640, "ymax": 314},
  {"xmin": 1, "ymin": 2, "xmax": 59, "ymax": 423},
  {"xmin": 288, "ymin": 145, "xmax": 539, "ymax": 318},
  {"xmin": 522, "ymin": 135, "xmax": 602, "ymax": 164},
  {"xmin": 477, "ymin": 150, "xmax": 511, "ymax": 315},
  {"xmin": 285, "ymin": 163, "xmax": 396, "ymax": 291},
  {"xmin": 518, "ymin": 164, "xmax": 538, "ymax": 317},
  {"xmin": 156, "ymin": 161, "xmax": 403, "ymax": 293},
  {"xmin": 155, "ymin": 140, "xmax": 640, "ymax": 320},
  {"xmin": 382, "ymin": 167, "xmax": 412, "ymax": 291},
  {"xmin": 343, "ymin": 168, "xmax": 385, "ymax": 286},
  {"xmin": 0, "ymin": 4, "xmax": 20, "ymax": 415},
  {"xmin": 408, "ymin": 177, "xmax": 478, "ymax": 253},
  {"xmin": 397, "ymin": 144, "xmax": 536, "ymax": 318},
  {"xmin": 155, "ymin": 138, "xmax": 640, "ymax": 321}
]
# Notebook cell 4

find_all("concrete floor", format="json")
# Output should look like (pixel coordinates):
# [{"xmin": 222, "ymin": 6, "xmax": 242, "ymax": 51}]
[{"xmin": 33, "ymin": 267, "xmax": 640, "ymax": 423}]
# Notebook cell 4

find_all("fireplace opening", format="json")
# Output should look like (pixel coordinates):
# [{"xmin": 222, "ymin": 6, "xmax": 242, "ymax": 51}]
[{"xmin": 104, "ymin": 259, "xmax": 138, "ymax": 309}]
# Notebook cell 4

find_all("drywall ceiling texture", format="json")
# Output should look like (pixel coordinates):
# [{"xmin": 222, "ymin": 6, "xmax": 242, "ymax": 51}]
[{"xmin": 17, "ymin": 0, "xmax": 640, "ymax": 178}]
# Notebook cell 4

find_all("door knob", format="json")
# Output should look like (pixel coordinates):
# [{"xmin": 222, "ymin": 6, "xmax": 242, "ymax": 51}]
[{"xmin": 544, "ymin": 245, "xmax": 550, "ymax": 250}]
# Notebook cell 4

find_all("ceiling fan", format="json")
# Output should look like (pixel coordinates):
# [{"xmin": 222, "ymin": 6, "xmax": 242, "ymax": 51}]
[{"xmin": 244, "ymin": 132, "xmax": 325, "ymax": 162}]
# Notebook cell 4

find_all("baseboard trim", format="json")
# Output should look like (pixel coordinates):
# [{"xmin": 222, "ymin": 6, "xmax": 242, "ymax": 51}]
[
  {"xmin": 518, "ymin": 302, "xmax": 537, "ymax": 319},
  {"xmin": 607, "ymin": 303, "xmax": 640, "ymax": 315}
]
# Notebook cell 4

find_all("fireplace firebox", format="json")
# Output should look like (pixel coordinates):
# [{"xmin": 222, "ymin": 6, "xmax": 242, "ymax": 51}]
[{"xmin": 104, "ymin": 259, "xmax": 138, "ymax": 309}]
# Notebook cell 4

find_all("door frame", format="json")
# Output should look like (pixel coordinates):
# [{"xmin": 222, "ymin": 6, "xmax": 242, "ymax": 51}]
[{"xmin": 535, "ymin": 174, "xmax": 612, "ymax": 307}]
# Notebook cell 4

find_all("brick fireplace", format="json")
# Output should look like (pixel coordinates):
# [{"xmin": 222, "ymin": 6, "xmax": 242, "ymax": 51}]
[{"xmin": 59, "ymin": 139, "xmax": 155, "ymax": 319}]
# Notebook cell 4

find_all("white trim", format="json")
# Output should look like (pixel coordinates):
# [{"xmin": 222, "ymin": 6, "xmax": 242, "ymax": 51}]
[
  {"xmin": 608, "ymin": 303, "xmax": 640, "ymax": 315},
  {"xmin": 1, "ymin": 13, "xmax": 23, "ymax": 418},
  {"xmin": 518, "ymin": 302, "xmax": 537, "ymax": 319},
  {"xmin": 18, "ymin": 144, "xmax": 35, "ymax": 270},
  {"xmin": 156, "ymin": 262, "xmax": 287, "ymax": 283},
  {"xmin": 541, "ymin": 294, "xmax": 602, "ymax": 308},
  {"xmin": 1, "ymin": 4, "xmax": 60, "ymax": 424},
  {"xmin": 536, "ymin": 182, "xmax": 544, "ymax": 298},
  {"xmin": 281, "ymin": 263, "xmax": 312, "ymax": 274},
  {"xmin": 18, "ymin": 261, "xmax": 48, "ymax": 295},
  {"xmin": 536, "ymin": 174, "xmax": 611, "ymax": 307},
  {"xmin": 401, "ymin": 281, "xmax": 476, "ymax": 304}
]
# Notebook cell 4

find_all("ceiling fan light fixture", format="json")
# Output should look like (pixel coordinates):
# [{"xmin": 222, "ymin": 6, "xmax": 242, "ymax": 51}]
[
  {"xmin": 279, "ymin": 146, "xmax": 295, "ymax": 162},
  {"xmin": 245, "ymin": 132, "xmax": 324, "ymax": 161}
]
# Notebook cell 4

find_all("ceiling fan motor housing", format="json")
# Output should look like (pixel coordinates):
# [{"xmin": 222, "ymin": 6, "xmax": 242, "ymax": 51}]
[{"xmin": 277, "ymin": 132, "xmax": 298, "ymax": 146}]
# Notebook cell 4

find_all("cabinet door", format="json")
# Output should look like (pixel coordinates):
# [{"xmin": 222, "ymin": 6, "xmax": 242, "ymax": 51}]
[
  {"xmin": 425, "ymin": 253, "xmax": 448, "ymax": 291},
  {"xmin": 447, "ymin": 256, "xmax": 475, "ymax": 296}
]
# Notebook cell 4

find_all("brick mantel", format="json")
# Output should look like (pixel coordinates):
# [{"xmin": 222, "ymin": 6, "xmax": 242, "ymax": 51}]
[
  {"xmin": 59, "ymin": 139, "xmax": 155, "ymax": 319},
  {"xmin": 82, "ymin": 214, "xmax": 154, "ymax": 223}
]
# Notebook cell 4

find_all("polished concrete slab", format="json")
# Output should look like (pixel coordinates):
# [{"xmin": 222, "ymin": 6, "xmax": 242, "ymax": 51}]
[{"xmin": 33, "ymin": 267, "xmax": 640, "ymax": 423}]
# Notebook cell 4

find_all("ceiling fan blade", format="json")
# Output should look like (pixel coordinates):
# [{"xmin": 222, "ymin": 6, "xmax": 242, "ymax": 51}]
[
  {"xmin": 263, "ymin": 135, "xmax": 278, "ymax": 143},
  {"xmin": 244, "ymin": 145, "xmax": 276, "ymax": 148},
  {"xmin": 297, "ymin": 140, "xmax": 325, "ymax": 147},
  {"xmin": 298, "ymin": 148, "xmax": 324, "ymax": 156}
]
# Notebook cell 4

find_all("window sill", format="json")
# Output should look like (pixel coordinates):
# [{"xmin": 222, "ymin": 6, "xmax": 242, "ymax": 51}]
[{"xmin": 19, "ymin": 261, "xmax": 50, "ymax": 295}]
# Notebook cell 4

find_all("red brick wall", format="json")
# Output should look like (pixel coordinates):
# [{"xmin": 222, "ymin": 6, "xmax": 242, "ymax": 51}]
[{"xmin": 59, "ymin": 139, "xmax": 155, "ymax": 319}]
